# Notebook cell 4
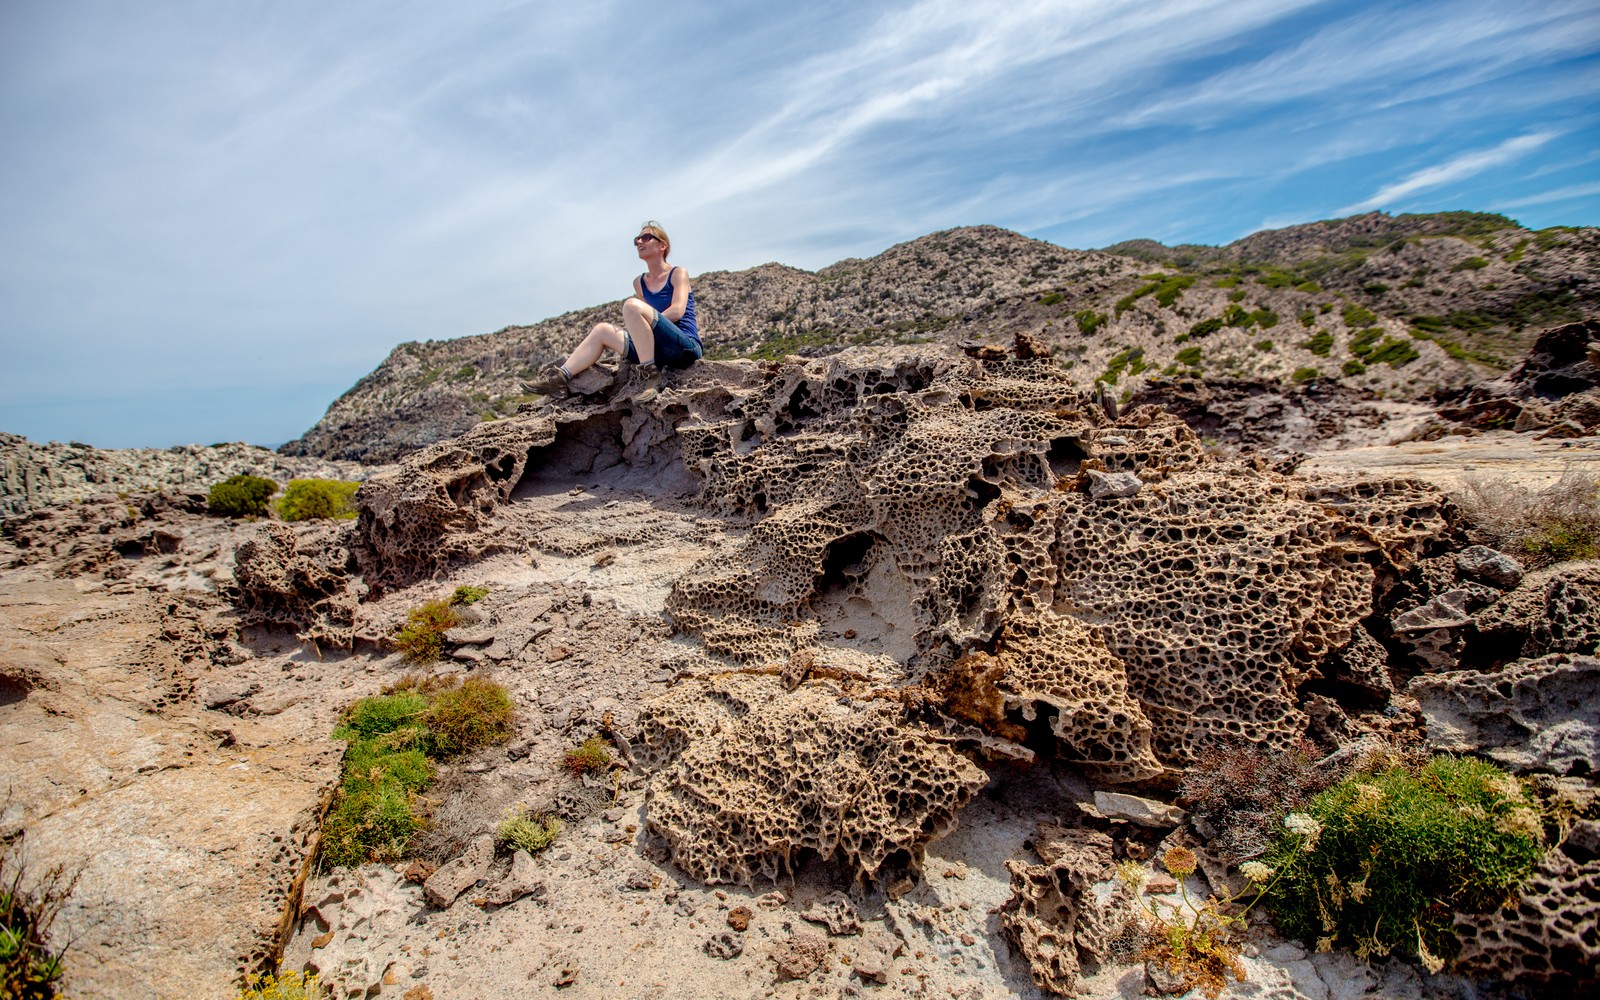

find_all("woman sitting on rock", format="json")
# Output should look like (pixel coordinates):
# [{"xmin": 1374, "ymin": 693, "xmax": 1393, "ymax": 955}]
[{"xmin": 523, "ymin": 220, "xmax": 702, "ymax": 404}]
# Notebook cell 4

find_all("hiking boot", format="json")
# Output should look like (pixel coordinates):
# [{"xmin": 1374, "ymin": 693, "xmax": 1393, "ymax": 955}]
[
  {"xmin": 630, "ymin": 366, "xmax": 663, "ymax": 405},
  {"xmin": 519, "ymin": 364, "xmax": 571, "ymax": 398}
]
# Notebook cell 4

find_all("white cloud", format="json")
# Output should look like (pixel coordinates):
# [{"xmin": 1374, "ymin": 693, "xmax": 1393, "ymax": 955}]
[
  {"xmin": 1341, "ymin": 131, "xmax": 1561, "ymax": 213},
  {"xmin": 1493, "ymin": 181, "xmax": 1600, "ymax": 210}
]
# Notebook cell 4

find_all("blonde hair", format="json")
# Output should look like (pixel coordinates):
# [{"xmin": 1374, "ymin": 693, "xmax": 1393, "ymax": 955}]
[{"xmin": 640, "ymin": 220, "xmax": 670, "ymax": 260}]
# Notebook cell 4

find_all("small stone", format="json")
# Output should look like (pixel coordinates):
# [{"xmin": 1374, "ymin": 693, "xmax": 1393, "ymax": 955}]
[
  {"xmin": 546, "ymin": 645, "xmax": 573, "ymax": 662},
  {"xmin": 1085, "ymin": 469, "xmax": 1143, "ymax": 500},
  {"xmin": 311, "ymin": 931, "xmax": 334, "ymax": 949},
  {"xmin": 727, "ymin": 906, "xmax": 754, "ymax": 931},
  {"xmin": 704, "ymin": 931, "xmax": 744, "ymax": 959},
  {"xmin": 770, "ymin": 929, "xmax": 829, "ymax": 981},
  {"xmin": 800, "ymin": 891, "xmax": 861, "ymax": 936},
  {"xmin": 1092, "ymin": 790, "xmax": 1184, "ymax": 828},
  {"xmin": 885, "ymin": 878, "xmax": 914, "ymax": 901},
  {"xmin": 403, "ymin": 987, "xmax": 433, "ymax": 1000},
  {"xmin": 1144, "ymin": 874, "xmax": 1178, "ymax": 894},
  {"xmin": 553, "ymin": 963, "xmax": 579, "ymax": 987},
  {"xmin": 755, "ymin": 889, "xmax": 787, "ymax": 909},
  {"xmin": 1455, "ymin": 545, "xmax": 1524, "ymax": 589}
]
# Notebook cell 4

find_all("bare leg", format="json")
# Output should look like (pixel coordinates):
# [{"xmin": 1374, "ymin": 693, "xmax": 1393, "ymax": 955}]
[
  {"xmin": 563, "ymin": 322, "xmax": 627, "ymax": 375},
  {"xmin": 621, "ymin": 298, "xmax": 657, "ymax": 365}
]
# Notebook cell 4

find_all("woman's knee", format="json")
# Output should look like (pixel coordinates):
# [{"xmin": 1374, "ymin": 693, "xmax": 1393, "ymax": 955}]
[{"xmin": 623, "ymin": 297, "xmax": 652, "ymax": 319}]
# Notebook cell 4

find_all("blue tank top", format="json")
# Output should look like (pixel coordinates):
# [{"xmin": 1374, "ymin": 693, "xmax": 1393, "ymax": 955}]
[{"xmin": 640, "ymin": 269, "xmax": 697, "ymax": 340}]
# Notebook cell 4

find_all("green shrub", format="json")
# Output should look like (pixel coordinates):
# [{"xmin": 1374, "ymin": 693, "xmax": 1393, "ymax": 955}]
[
  {"xmin": 1039, "ymin": 292, "xmax": 1064, "ymax": 306},
  {"xmin": 1254, "ymin": 340, "xmax": 1274, "ymax": 352},
  {"xmin": 1264, "ymin": 756, "xmax": 1544, "ymax": 966},
  {"xmin": 1450, "ymin": 256, "xmax": 1489, "ymax": 272},
  {"xmin": 1294, "ymin": 281, "xmax": 1321, "ymax": 293},
  {"xmin": 1342, "ymin": 359, "xmax": 1367, "ymax": 376},
  {"xmin": 564, "ymin": 736, "xmax": 613, "ymax": 776},
  {"xmin": 1362, "ymin": 282, "xmax": 1389, "ymax": 295},
  {"xmin": 1115, "ymin": 274, "xmax": 1193, "ymax": 314},
  {"xmin": 1213, "ymin": 276, "xmax": 1240, "ymax": 288},
  {"xmin": 323, "ymin": 677, "xmax": 516, "ymax": 869},
  {"xmin": 235, "ymin": 971, "xmax": 327, "ymax": 1000},
  {"xmin": 1175, "ymin": 346, "xmax": 1202, "ymax": 367},
  {"xmin": 1251, "ymin": 309, "xmax": 1279, "ymax": 329},
  {"xmin": 1189, "ymin": 317, "xmax": 1224, "ymax": 338},
  {"xmin": 393, "ymin": 600, "xmax": 463, "ymax": 664},
  {"xmin": 1299, "ymin": 331, "xmax": 1333, "ymax": 357},
  {"xmin": 1100, "ymin": 346, "xmax": 1146, "ymax": 384},
  {"xmin": 1074, "ymin": 309, "xmax": 1106, "ymax": 336},
  {"xmin": 275, "ymin": 479, "xmax": 360, "ymax": 521},
  {"xmin": 1227, "ymin": 289, "xmax": 1247, "ymax": 302},
  {"xmin": 1, "ymin": 850, "xmax": 73, "ymax": 1000},
  {"xmin": 1341, "ymin": 304, "xmax": 1378, "ymax": 328},
  {"xmin": 1348, "ymin": 327, "xmax": 1384, "ymax": 358},
  {"xmin": 207, "ymin": 474, "xmax": 277, "ymax": 518},
  {"xmin": 450, "ymin": 585, "xmax": 489, "ymax": 606},
  {"xmin": 497, "ymin": 810, "xmax": 561, "ymax": 854},
  {"xmin": 1292, "ymin": 367, "xmax": 1319, "ymax": 383},
  {"xmin": 1366, "ymin": 337, "xmax": 1420, "ymax": 368},
  {"xmin": 427, "ymin": 677, "xmax": 515, "ymax": 756},
  {"xmin": 1222, "ymin": 304, "xmax": 1251, "ymax": 327}
]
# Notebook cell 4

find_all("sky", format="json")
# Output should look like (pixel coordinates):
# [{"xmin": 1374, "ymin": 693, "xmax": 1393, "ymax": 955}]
[{"xmin": 1, "ymin": 0, "xmax": 1596, "ymax": 450}]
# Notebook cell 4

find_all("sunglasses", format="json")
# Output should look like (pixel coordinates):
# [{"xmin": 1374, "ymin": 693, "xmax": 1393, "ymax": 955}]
[{"xmin": 633, "ymin": 233, "xmax": 661, "ymax": 245}]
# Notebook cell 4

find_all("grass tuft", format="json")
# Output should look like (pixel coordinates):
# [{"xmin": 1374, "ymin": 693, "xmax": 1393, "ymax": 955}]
[{"xmin": 1453, "ymin": 469, "xmax": 1600, "ymax": 567}]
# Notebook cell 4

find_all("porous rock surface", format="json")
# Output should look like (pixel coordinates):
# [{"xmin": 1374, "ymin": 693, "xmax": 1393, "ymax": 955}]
[
  {"xmin": 1452, "ymin": 819, "xmax": 1600, "ymax": 988},
  {"xmin": 344, "ymin": 345, "xmax": 1457, "ymax": 889},
  {"xmin": 1411, "ymin": 652, "xmax": 1600, "ymax": 775},
  {"xmin": 999, "ymin": 825, "xmax": 1131, "ymax": 996}
]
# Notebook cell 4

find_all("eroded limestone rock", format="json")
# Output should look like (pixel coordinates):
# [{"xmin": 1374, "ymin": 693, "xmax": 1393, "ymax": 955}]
[
  {"xmin": 1410, "ymin": 653, "xmax": 1600, "ymax": 775},
  {"xmin": 999, "ymin": 827, "xmax": 1131, "ymax": 997},
  {"xmin": 639, "ymin": 673, "xmax": 988, "ymax": 885}
]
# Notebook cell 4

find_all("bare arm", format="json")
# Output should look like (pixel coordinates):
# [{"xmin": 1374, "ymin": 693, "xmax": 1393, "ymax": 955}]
[{"xmin": 661, "ymin": 267, "xmax": 690, "ymax": 323}]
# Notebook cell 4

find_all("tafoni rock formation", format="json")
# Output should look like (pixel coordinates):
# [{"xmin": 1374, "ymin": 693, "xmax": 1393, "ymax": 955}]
[{"xmin": 3, "ymin": 213, "xmax": 1599, "ymax": 999}]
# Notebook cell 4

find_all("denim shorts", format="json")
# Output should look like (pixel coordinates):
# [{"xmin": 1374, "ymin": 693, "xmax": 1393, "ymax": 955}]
[{"xmin": 625, "ymin": 310, "xmax": 703, "ymax": 369}]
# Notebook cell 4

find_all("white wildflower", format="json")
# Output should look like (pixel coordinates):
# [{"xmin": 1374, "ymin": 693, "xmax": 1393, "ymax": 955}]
[{"xmin": 1240, "ymin": 861, "xmax": 1273, "ymax": 884}]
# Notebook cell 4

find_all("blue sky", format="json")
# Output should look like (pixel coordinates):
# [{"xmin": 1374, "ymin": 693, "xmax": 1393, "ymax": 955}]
[{"xmin": 1, "ymin": 0, "xmax": 1596, "ymax": 450}]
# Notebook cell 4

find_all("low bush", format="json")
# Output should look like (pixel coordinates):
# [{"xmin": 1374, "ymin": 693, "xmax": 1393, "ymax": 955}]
[
  {"xmin": 427, "ymin": 677, "xmax": 515, "ymax": 755},
  {"xmin": 1342, "ymin": 359, "xmax": 1367, "ymax": 376},
  {"xmin": 1074, "ymin": 309, "xmax": 1105, "ymax": 336},
  {"xmin": 1366, "ymin": 337, "xmax": 1420, "ymax": 368},
  {"xmin": 207, "ymin": 474, "xmax": 277, "ymax": 518},
  {"xmin": 235, "ymin": 971, "xmax": 326, "ymax": 1000},
  {"xmin": 322, "ymin": 676, "xmax": 516, "ymax": 869},
  {"xmin": 1179, "ymin": 738, "xmax": 1328, "ymax": 863},
  {"xmin": 1038, "ymin": 292, "xmax": 1064, "ymax": 306},
  {"xmin": 1, "ymin": 848, "xmax": 75, "ymax": 999},
  {"xmin": 275, "ymin": 479, "xmax": 360, "ymax": 521},
  {"xmin": 1342, "ymin": 304, "xmax": 1379, "ymax": 328},
  {"xmin": 497, "ymin": 809, "xmax": 562, "ymax": 854},
  {"xmin": 1299, "ymin": 331, "xmax": 1333, "ymax": 357},
  {"xmin": 450, "ymin": 585, "xmax": 488, "ymax": 606},
  {"xmin": 564, "ymin": 736, "xmax": 613, "ymax": 776},
  {"xmin": 1188, "ymin": 317, "xmax": 1224, "ymax": 338},
  {"xmin": 393, "ymin": 600, "xmax": 463, "ymax": 664},
  {"xmin": 1292, "ymin": 367, "xmax": 1320, "ymax": 383},
  {"xmin": 1174, "ymin": 346, "xmax": 1202, "ymax": 367},
  {"xmin": 1263, "ymin": 756, "xmax": 1544, "ymax": 968},
  {"xmin": 1454, "ymin": 469, "xmax": 1600, "ymax": 567},
  {"xmin": 1254, "ymin": 339, "xmax": 1274, "ymax": 352}
]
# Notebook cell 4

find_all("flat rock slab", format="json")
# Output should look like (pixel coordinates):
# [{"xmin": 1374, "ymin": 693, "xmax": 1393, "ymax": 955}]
[{"xmin": 0, "ymin": 569, "xmax": 343, "ymax": 999}]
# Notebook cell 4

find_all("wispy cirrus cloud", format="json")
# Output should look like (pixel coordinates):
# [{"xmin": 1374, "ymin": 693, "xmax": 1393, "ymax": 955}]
[{"xmin": 1341, "ymin": 131, "xmax": 1561, "ymax": 213}]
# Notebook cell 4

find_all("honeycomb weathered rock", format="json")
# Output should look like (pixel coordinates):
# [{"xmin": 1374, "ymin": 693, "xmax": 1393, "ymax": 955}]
[
  {"xmin": 1452, "ymin": 821, "xmax": 1600, "ymax": 988},
  {"xmin": 229, "ymin": 521, "xmax": 363, "ymax": 647},
  {"xmin": 999, "ymin": 826, "xmax": 1131, "ymax": 997},
  {"xmin": 639, "ymin": 673, "xmax": 988, "ymax": 885}
]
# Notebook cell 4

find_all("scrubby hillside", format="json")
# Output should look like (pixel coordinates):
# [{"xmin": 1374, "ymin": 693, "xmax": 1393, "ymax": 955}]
[{"xmin": 281, "ymin": 213, "xmax": 1598, "ymax": 463}]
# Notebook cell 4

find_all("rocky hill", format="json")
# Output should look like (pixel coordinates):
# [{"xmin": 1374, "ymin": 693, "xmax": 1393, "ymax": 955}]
[{"xmin": 281, "ymin": 212, "xmax": 1598, "ymax": 463}]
